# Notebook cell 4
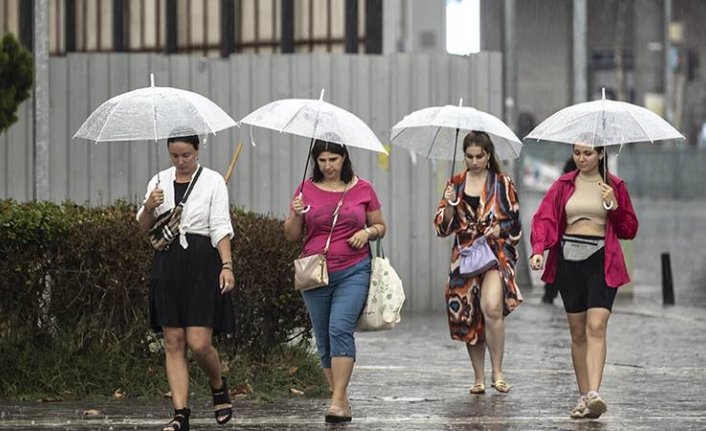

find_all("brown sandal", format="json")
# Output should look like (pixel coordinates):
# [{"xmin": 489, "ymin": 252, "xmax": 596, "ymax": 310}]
[
  {"xmin": 469, "ymin": 383, "xmax": 486, "ymax": 394},
  {"xmin": 491, "ymin": 379, "xmax": 511, "ymax": 393},
  {"xmin": 325, "ymin": 405, "xmax": 352, "ymax": 423}
]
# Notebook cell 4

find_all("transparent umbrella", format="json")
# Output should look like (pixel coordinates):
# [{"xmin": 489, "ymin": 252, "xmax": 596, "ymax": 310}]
[
  {"xmin": 239, "ymin": 89, "xmax": 387, "ymax": 153},
  {"xmin": 73, "ymin": 74, "xmax": 236, "ymax": 142},
  {"xmin": 390, "ymin": 98, "xmax": 522, "ymax": 181},
  {"xmin": 239, "ymin": 89, "xmax": 387, "ymax": 211},
  {"xmin": 524, "ymin": 89, "xmax": 685, "ymax": 147}
]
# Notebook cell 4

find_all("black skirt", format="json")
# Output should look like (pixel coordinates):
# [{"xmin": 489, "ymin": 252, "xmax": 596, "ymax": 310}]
[{"xmin": 150, "ymin": 234, "xmax": 235, "ymax": 334}]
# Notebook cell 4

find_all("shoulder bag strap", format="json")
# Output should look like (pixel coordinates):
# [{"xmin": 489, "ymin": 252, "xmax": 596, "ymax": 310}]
[
  {"xmin": 323, "ymin": 181, "xmax": 350, "ymax": 255},
  {"xmin": 180, "ymin": 166, "xmax": 204, "ymax": 205}
]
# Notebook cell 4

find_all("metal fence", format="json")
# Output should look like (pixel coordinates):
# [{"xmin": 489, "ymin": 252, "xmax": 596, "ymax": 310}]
[
  {"xmin": 0, "ymin": 52, "xmax": 502, "ymax": 312},
  {"xmin": 0, "ymin": 0, "xmax": 381, "ymax": 56}
]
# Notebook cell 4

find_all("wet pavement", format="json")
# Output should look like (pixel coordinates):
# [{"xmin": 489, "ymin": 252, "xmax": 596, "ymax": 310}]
[
  {"xmin": 2, "ymin": 197, "xmax": 706, "ymax": 430},
  {"xmin": 1, "ymin": 288, "xmax": 705, "ymax": 430}
]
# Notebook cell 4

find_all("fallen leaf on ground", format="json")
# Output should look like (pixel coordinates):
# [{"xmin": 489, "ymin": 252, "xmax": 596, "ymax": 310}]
[
  {"xmin": 112, "ymin": 389, "xmax": 126, "ymax": 399},
  {"xmin": 290, "ymin": 388, "xmax": 304, "ymax": 396},
  {"xmin": 288, "ymin": 367, "xmax": 298, "ymax": 375},
  {"xmin": 163, "ymin": 390, "xmax": 172, "ymax": 399},
  {"xmin": 234, "ymin": 383, "xmax": 253, "ymax": 395},
  {"xmin": 82, "ymin": 409, "xmax": 101, "ymax": 417}
]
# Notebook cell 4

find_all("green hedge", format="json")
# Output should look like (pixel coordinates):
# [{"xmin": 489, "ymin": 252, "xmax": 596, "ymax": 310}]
[{"xmin": 0, "ymin": 200, "xmax": 319, "ymax": 399}]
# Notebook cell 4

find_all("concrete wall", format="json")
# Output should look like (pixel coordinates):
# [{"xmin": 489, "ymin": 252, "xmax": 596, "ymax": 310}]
[
  {"xmin": 384, "ymin": 0, "xmax": 446, "ymax": 54},
  {"xmin": 479, "ymin": 0, "xmax": 706, "ymax": 143},
  {"xmin": 481, "ymin": 0, "xmax": 572, "ymax": 122}
]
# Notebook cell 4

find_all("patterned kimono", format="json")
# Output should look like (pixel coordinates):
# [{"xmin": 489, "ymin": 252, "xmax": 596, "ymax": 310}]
[{"xmin": 433, "ymin": 170, "xmax": 522, "ymax": 345}]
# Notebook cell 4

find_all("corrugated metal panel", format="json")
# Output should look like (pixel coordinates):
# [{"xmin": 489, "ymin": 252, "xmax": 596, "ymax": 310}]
[{"xmin": 1, "ymin": 52, "xmax": 502, "ymax": 311}]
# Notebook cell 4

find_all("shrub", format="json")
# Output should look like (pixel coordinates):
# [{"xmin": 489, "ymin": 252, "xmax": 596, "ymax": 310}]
[
  {"xmin": 0, "ymin": 33, "xmax": 33, "ymax": 133},
  {"xmin": 0, "ymin": 200, "xmax": 317, "ymax": 399}
]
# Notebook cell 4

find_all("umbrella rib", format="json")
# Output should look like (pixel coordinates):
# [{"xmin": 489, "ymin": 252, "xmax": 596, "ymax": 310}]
[
  {"xmin": 625, "ymin": 110, "xmax": 655, "ymax": 144},
  {"xmin": 330, "ymin": 107, "xmax": 346, "ymax": 146},
  {"xmin": 94, "ymin": 95, "xmax": 129, "ymax": 142},
  {"xmin": 278, "ymin": 102, "xmax": 310, "ymax": 134},
  {"xmin": 425, "ymin": 127, "xmax": 444, "ymax": 159},
  {"xmin": 175, "ymin": 90, "xmax": 217, "ymax": 135}
]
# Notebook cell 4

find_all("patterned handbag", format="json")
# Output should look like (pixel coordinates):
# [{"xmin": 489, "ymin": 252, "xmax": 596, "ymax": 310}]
[
  {"xmin": 356, "ymin": 239, "xmax": 405, "ymax": 332},
  {"xmin": 148, "ymin": 167, "xmax": 203, "ymax": 251}
]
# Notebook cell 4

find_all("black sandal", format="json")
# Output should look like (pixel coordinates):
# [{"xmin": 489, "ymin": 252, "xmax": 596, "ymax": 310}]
[
  {"xmin": 161, "ymin": 407, "xmax": 190, "ymax": 431},
  {"xmin": 211, "ymin": 377, "xmax": 233, "ymax": 425}
]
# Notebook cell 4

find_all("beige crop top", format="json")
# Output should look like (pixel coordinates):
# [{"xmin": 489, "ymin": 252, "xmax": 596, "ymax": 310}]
[{"xmin": 565, "ymin": 175, "xmax": 607, "ymax": 226}]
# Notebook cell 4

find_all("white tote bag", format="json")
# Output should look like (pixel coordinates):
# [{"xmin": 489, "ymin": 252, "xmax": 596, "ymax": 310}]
[{"xmin": 356, "ymin": 240, "xmax": 405, "ymax": 332}]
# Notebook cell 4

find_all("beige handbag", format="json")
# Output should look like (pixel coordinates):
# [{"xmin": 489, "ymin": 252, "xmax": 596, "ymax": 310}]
[
  {"xmin": 293, "ymin": 184, "xmax": 348, "ymax": 291},
  {"xmin": 293, "ymin": 253, "xmax": 328, "ymax": 291}
]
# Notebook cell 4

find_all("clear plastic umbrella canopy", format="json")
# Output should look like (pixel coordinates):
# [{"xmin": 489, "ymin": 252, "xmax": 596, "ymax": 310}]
[
  {"xmin": 524, "ymin": 89, "xmax": 685, "ymax": 147},
  {"xmin": 390, "ymin": 99, "xmax": 523, "ymax": 161},
  {"xmin": 239, "ymin": 89, "xmax": 387, "ymax": 154},
  {"xmin": 73, "ymin": 74, "xmax": 236, "ymax": 142}
]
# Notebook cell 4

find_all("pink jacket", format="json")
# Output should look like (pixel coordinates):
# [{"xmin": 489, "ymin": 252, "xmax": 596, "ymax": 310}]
[{"xmin": 530, "ymin": 170, "xmax": 638, "ymax": 288}]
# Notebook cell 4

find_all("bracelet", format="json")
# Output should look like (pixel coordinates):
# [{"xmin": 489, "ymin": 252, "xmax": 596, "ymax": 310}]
[
  {"xmin": 222, "ymin": 260, "xmax": 232, "ymax": 266},
  {"xmin": 370, "ymin": 225, "xmax": 381, "ymax": 238},
  {"xmin": 221, "ymin": 267, "xmax": 233, "ymax": 273}
]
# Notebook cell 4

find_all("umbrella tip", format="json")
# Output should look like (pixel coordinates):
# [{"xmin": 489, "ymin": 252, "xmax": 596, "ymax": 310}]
[
  {"xmin": 319, "ymin": 89, "xmax": 325, "ymax": 101},
  {"xmin": 601, "ymin": 87, "xmax": 606, "ymax": 100},
  {"xmin": 150, "ymin": 73, "xmax": 155, "ymax": 87},
  {"xmin": 459, "ymin": 98, "xmax": 463, "ymax": 107}
]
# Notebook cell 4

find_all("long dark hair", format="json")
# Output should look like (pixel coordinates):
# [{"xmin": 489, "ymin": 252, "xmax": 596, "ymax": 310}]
[
  {"xmin": 462, "ymin": 131, "xmax": 501, "ymax": 174},
  {"xmin": 310, "ymin": 140, "xmax": 354, "ymax": 183},
  {"xmin": 573, "ymin": 132, "xmax": 609, "ymax": 182}
]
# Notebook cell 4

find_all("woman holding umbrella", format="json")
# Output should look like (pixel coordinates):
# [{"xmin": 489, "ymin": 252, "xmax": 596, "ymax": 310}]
[
  {"xmin": 283, "ymin": 139, "xmax": 386, "ymax": 423},
  {"xmin": 529, "ymin": 133, "xmax": 638, "ymax": 419},
  {"xmin": 433, "ymin": 131, "xmax": 522, "ymax": 395},
  {"xmin": 136, "ymin": 130, "xmax": 235, "ymax": 431}
]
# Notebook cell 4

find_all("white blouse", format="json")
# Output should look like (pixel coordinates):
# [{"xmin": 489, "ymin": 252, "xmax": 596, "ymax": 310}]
[{"xmin": 136, "ymin": 165, "xmax": 234, "ymax": 249}]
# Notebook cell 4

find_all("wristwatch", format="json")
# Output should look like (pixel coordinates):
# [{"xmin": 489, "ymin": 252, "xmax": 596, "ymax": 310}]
[{"xmin": 364, "ymin": 227, "xmax": 372, "ymax": 236}]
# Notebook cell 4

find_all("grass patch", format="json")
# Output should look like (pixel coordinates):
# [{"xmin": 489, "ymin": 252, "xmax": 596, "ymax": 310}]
[{"xmin": 0, "ymin": 338, "xmax": 328, "ymax": 402}]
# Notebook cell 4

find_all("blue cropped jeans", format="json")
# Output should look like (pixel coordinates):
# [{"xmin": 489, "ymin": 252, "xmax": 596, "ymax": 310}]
[{"xmin": 301, "ymin": 257, "xmax": 371, "ymax": 368}]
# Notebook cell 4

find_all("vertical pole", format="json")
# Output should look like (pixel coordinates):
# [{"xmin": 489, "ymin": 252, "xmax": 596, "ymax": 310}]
[
  {"xmin": 502, "ymin": 0, "xmax": 517, "ymax": 133},
  {"xmin": 503, "ymin": 0, "xmax": 531, "ymax": 290},
  {"xmin": 113, "ymin": 0, "xmax": 126, "ymax": 52},
  {"xmin": 365, "ymin": 0, "xmax": 382, "ymax": 54},
  {"xmin": 65, "ymin": 0, "xmax": 76, "ymax": 52},
  {"xmin": 20, "ymin": 0, "xmax": 34, "ymax": 50},
  {"xmin": 664, "ymin": 0, "xmax": 674, "ymax": 123},
  {"xmin": 344, "ymin": 0, "xmax": 358, "ymax": 53},
  {"xmin": 281, "ymin": 0, "xmax": 294, "ymax": 53},
  {"xmin": 661, "ymin": 253, "xmax": 675, "ymax": 305},
  {"xmin": 220, "ymin": 0, "xmax": 236, "ymax": 57},
  {"xmin": 573, "ymin": 0, "xmax": 588, "ymax": 103},
  {"xmin": 165, "ymin": 0, "xmax": 178, "ymax": 53},
  {"xmin": 34, "ymin": 0, "xmax": 50, "ymax": 201}
]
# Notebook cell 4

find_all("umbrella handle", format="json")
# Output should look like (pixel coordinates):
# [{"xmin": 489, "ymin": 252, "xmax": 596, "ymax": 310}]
[
  {"xmin": 447, "ymin": 198, "xmax": 460, "ymax": 207},
  {"xmin": 295, "ymin": 192, "xmax": 311, "ymax": 214}
]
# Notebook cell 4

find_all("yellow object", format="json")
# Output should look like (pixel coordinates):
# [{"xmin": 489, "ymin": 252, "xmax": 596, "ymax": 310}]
[
  {"xmin": 224, "ymin": 143, "xmax": 244, "ymax": 184},
  {"xmin": 377, "ymin": 145, "xmax": 391, "ymax": 171}
]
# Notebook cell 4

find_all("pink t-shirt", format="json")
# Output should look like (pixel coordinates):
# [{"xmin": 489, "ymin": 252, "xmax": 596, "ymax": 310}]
[{"xmin": 293, "ymin": 177, "xmax": 381, "ymax": 272}]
